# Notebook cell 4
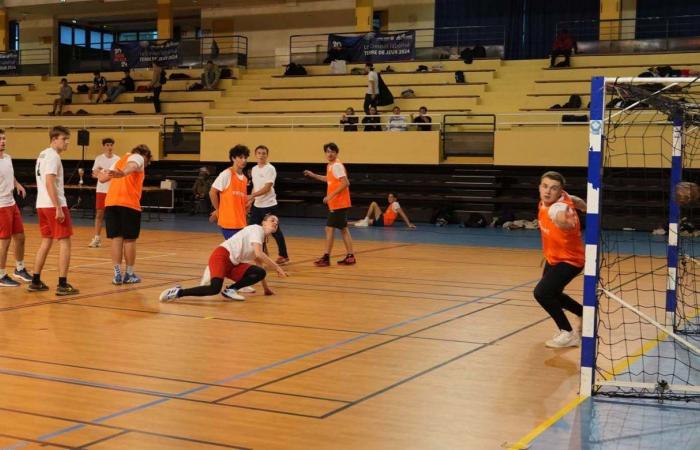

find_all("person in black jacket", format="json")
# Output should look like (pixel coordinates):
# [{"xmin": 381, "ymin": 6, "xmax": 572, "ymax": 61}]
[
  {"xmin": 362, "ymin": 106, "xmax": 382, "ymax": 131},
  {"xmin": 411, "ymin": 106, "xmax": 432, "ymax": 131},
  {"xmin": 105, "ymin": 70, "xmax": 135, "ymax": 103},
  {"xmin": 340, "ymin": 107, "xmax": 359, "ymax": 131}
]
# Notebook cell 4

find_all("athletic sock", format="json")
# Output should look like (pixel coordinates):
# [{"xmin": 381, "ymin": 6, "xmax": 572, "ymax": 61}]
[
  {"xmin": 16, "ymin": 260, "xmax": 24, "ymax": 271},
  {"xmin": 32, "ymin": 273, "xmax": 41, "ymax": 284},
  {"xmin": 0, "ymin": 269, "xmax": 6, "ymax": 278},
  {"xmin": 126, "ymin": 266, "xmax": 134, "ymax": 275},
  {"xmin": 58, "ymin": 277, "xmax": 67, "ymax": 287},
  {"xmin": 114, "ymin": 265, "xmax": 122, "ymax": 276}
]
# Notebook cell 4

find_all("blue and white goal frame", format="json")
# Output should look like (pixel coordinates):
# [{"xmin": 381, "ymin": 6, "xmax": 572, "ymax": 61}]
[{"xmin": 580, "ymin": 76, "xmax": 692, "ymax": 397}]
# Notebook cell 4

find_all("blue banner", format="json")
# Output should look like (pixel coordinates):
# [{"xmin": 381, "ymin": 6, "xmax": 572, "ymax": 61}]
[
  {"xmin": 111, "ymin": 41, "xmax": 181, "ymax": 70},
  {"xmin": 328, "ymin": 31, "xmax": 416, "ymax": 62}
]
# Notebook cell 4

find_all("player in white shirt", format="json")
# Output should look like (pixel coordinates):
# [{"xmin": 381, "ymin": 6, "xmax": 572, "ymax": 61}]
[
  {"xmin": 0, "ymin": 129, "xmax": 32, "ymax": 287},
  {"xmin": 353, "ymin": 192, "xmax": 416, "ymax": 228},
  {"xmin": 28, "ymin": 126, "xmax": 79, "ymax": 295},
  {"xmin": 159, "ymin": 215, "xmax": 287, "ymax": 302},
  {"xmin": 247, "ymin": 145, "xmax": 289, "ymax": 264},
  {"xmin": 363, "ymin": 63, "xmax": 379, "ymax": 114},
  {"xmin": 88, "ymin": 137, "xmax": 120, "ymax": 248}
]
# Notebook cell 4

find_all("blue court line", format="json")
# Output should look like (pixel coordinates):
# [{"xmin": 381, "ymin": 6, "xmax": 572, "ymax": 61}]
[{"xmin": 3, "ymin": 278, "xmax": 538, "ymax": 450}]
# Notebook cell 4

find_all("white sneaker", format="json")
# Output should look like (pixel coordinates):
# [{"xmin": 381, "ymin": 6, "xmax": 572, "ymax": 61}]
[
  {"xmin": 159, "ymin": 286, "xmax": 181, "ymax": 302},
  {"xmin": 200, "ymin": 266, "xmax": 211, "ymax": 286},
  {"xmin": 239, "ymin": 286, "xmax": 256, "ymax": 293},
  {"xmin": 88, "ymin": 236, "xmax": 101, "ymax": 248},
  {"xmin": 222, "ymin": 288, "xmax": 245, "ymax": 301},
  {"xmin": 545, "ymin": 329, "xmax": 580, "ymax": 348},
  {"xmin": 354, "ymin": 218, "xmax": 369, "ymax": 228}
]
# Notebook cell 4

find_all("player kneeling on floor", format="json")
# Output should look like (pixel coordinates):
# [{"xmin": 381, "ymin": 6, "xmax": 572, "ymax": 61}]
[{"xmin": 159, "ymin": 215, "xmax": 287, "ymax": 302}]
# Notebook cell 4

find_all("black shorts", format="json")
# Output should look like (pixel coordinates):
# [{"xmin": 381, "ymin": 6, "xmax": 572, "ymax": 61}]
[
  {"xmin": 327, "ymin": 208, "xmax": 349, "ymax": 229},
  {"xmin": 250, "ymin": 204, "xmax": 278, "ymax": 225},
  {"xmin": 105, "ymin": 206, "xmax": 142, "ymax": 240},
  {"xmin": 372, "ymin": 213, "xmax": 385, "ymax": 227},
  {"xmin": 63, "ymin": 98, "xmax": 72, "ymax": 105}
]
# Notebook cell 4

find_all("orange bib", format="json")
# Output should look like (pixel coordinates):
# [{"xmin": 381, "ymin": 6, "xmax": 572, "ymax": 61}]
[
  {"xmin": 218, "ymin": 168, "xmax": 247, "ymax": 229},
  {"xmin": 326, "ymin": 161, "xmax": 351, "ymax": 210},
  {"xmin": 384, "ymin": 204, "xmax": 398, "ymax": 226},
  {"xmin": 105, "ymin": 153, "xmax": 144, "ymax": 211},
  {"xmin": 538, "ymin": 191, "xmax": 584, "ymax": 267}
]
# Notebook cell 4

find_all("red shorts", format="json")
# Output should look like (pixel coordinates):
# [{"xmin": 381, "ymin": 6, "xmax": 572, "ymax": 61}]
[
  {"xmin": 95, "ymin": 192, "xmax": 107, "ymax": 210},
  {"xmin": 0, "ymin": 204, "xmax": 24, "ymax": 239},
  {"xmin": 208, "ymin": 246, "xmax": 251, "ymax": 281},
  {"xmin": 38, "ymin": 207, "xmax": 73, "ymax": 239}
]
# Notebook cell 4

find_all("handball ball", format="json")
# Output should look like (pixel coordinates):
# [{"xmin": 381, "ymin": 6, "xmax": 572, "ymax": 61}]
[{"xmin": 675, "ymin": 182, "xmax": 700, "ymax": 206}]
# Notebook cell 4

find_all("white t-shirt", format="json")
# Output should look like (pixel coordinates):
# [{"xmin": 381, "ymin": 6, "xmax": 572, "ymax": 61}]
[
  {"xmin": 35, "ymin": 147, "xmax": 67, "ymax": 209},
  {"xmin": 389, "ymin": 202, "xmax": 400, "ymax": 213},
  {"xmin": 212, "ymin": 169, "xmax": 245, "ymax": 191},
  {"xmin": 330, "ymin": 162, "xmax": 346, "ymax": 179},
  {"xmin": 109, "ymin": 153, "xmax": 145, "ymax": 172},
  {"xmin": 93, "ymin": 153, "xmax": 120, "ymax": 193},
  {"xmin": 219, "ymin": 224, "xmax": 264, "ymax": 264},
  {"xmin": 367, "ymin": 71, "xmax": 378, "ymax": 95},
  {"xmin": 0, "ymin": 154, "xmax": 16, "ymax": 207},
  {"xmin": 251, "ymin": 163, "xmax": 277, "ymax": 208}
]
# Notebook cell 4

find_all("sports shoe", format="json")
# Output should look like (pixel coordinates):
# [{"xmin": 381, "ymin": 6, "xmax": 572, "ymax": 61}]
[
  {"xmin": 159, "ymin": 286, "xmax": 182, "ymax": 302},
  {"xmin": 123, "ymin": 273, "xmax": 141, "ymax": 284},
  {"xmin": 13, "ymin": 268, "xmax": 32, "ymax": 283},
  {"xmin": 314, "ymin": 256, "xmax": 330, "ymax": 267},
  {"xmin": 545, "ymin": 330, "xmax": 580, "ymax": 348},
  {"xmin": 88, "ymin": 236, "xmax": 101, "ymax": 248},
  {"xmin": 354, "ymin": 218, "xmax": 369, "ymax": 228},
  {"xmin": 112, "ymin": 273, "xmax": 123, "ymax": 285},
  {"xmin": 27, "ymin": 281, "xmax": 49, "ymax": 292},
  {"xmin": 276, "ymin": 256, "xmax": 290, "ymax": 265},
  {"xmin": 56, "ymin": 284, "xmax": 80, "ymax": 296},
  {"xmin": 221, "ymin": 288, "xmax": 245, "ymax": 301},
  {"xmin": 337, "ymin": 255, "xmax": 357, "ymax": 265},
  {"xmin": 0, "ymin": 275, "xmax": 20, "ymax": 287},
  {"xmin": 239, "ymin": 286, "xmax": 256, "ymax": 293}
]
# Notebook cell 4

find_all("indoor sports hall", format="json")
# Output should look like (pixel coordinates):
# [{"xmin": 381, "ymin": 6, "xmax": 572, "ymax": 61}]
[{"xmin": 0, "ymin": 1, "xmax": 699, "ymax": 449}]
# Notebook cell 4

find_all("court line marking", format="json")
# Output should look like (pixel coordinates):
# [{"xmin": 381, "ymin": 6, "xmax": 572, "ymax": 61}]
[
  {"xmin": 5, "ymin": 278, "xmax": 537, "ymax": 449},
  {"xmin": 0, "ymin": 434, "xmax": 72, "ymax": 450},
  {"xmin": 507, "ymin": 394, "xmax": 586, "ymax": 450},
  {"xmin": 0, "ymin": 407, "xmax": 250, "ymax": 450}
]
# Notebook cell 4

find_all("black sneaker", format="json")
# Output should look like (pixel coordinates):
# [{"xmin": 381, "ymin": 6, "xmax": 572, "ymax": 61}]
[
  {"xmin": 0, "ymin": 274, "xmax": 20, "ymax": 287},
  {"xmin": 56, "ymin": 284, "xmax": 80, "ymax": 296},
  {"xmin": 27, "ymin": 281, "xmax": 49, "ymax": 292},
  {"xmin": 13, "ymin": 268, "xmax": 32, "ymax": 283}
]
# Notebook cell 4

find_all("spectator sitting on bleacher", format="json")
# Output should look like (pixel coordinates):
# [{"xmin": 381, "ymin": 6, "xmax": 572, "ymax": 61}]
[
  {"xmin": 387, "ymin": 106, "xmax": 407, "ymax": 131},
  {"xmin": 50, "ymin": 78, "xmax": 72, "ymax": 116},
  {"xmin": 411, "ymin": 106, "xmax": 432, "ymax": 131},
  {"xmin": 105, "ymin": 69, "xmax": 135, "ymax": 103},
  {"xmin": 89, "ymin": 71, "xmax": 108, "ymax": 103},
  {"xmin": 550, "ymin": 29, "xmax": 576, "ymax": 68},
  {"xmin": 340, "ymin": 107, "xmax": 359, "ymax": 131},
  {"xmin": 362, "ymin": 106, "xmax": 382, "ymax": 131},
  {"xmin": 191, "ymin": 166, "xmax": 212, "ymax": 215},
  {"xmin": 201, "ymin": 60, "xmax": 221, "ymax": 90}
]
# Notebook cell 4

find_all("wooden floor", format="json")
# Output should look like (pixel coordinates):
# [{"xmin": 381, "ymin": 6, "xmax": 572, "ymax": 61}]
[{"xmin": 0, "ymin": 224, "xmax": 583, "ymax": 450}]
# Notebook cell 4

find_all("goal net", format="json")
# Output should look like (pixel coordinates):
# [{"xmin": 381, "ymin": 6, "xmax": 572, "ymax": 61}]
[{"xmin": 582, "ymin": 76, "xmax": 700, "ymax": 401}]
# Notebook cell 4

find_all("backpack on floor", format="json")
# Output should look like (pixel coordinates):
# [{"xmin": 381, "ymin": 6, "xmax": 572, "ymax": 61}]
[{"xmin": 455, "ymin": 71, "xmax": 465, "ymax": 83}]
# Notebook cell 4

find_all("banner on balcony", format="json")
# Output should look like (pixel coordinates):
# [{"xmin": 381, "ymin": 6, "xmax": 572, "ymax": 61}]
[
  {"xmin": 327, "ymin": 31, "xmax": 415, "ymax": 62},
  {"xmin": 111, "ymin": 41, "xmax": 181, "ymax": 69},
  {"xmin": 0, "ymin": 52, "xmax": 19, "ymax": 74}
]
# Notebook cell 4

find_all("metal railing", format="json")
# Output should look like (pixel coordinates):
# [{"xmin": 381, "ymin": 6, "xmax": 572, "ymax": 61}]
[
  {"xmin": 441, "ymin": 114, "xmax": 495, "ymax": 158},
  {"xmin": 60, "ymin": 35, "xmax": 248, "ymax": 74},
  {"xmin": 0, "ymin": 48, "xmax": 52, "ymax": 76},
  {"xmin": 203, "ymin": 114, "xmax": 443, "ymax": 131},
  {"xmin": 289, "ymin": 25, "xmax": 505, "ymax": 66},
  {"xmin": 557, "ymin": 15, "xmax": 700, "ymax": 54}
]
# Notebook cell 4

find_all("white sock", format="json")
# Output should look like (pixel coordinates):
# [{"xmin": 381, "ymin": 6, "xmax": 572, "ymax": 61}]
[
  {"xmin": 126, "ymin": 265, "xmax": 134, "ymax": 275},
  {"xmin": 16, "ymin": 260, "xmax": 24, "ymax": 271},
  {"xmin": 114, "ymin": 265, "xmax": 121, "ymax": 276},
  {"xmin": 0, "ymin": 269, "xmax": 6, "ymax": 278}
]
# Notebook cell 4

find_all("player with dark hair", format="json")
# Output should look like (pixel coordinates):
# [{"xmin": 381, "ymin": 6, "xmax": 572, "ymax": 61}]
[
  {"xmin": 159, "ymin": 215, "xmax": 287, "ymax": 302},
  {"xmin": 304, "ymin": 142, "xmax": 356, "ymax": 266},
  {"xmin": 210, "ymin": 144, "xmax": 250, "ymax": 239}
]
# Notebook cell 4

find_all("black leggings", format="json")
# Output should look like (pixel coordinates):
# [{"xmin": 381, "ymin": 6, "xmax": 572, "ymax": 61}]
[
  {"xmin": 178, "ymin": 266, "xmax": 266, "ymax": 297},
  {"xmin": 533, "ymin": 262, "xmax": 583, "ymax": 332}
]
